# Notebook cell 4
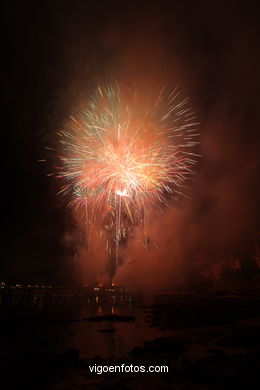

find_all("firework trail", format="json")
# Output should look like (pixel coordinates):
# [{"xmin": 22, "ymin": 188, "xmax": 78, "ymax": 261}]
[{"xmin": 46, "ymin": 82, "xmax": 199, "ymax": 283}]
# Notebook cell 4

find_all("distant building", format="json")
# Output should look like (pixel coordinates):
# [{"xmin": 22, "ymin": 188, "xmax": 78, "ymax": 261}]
[{"xmin": 201, "ymin": 257, "xmax": 242, "ymax": 280}]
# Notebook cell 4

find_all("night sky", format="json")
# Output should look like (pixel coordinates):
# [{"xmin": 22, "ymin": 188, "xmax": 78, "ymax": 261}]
[{"xmin": 2, "ymin": 1, "xmax": 260, "ymax": 285}]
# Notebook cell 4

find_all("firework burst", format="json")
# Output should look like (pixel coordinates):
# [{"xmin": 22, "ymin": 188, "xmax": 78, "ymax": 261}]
[{"xmin": 46, "ymin": 82, "xmax": 199, "ymax": 282}]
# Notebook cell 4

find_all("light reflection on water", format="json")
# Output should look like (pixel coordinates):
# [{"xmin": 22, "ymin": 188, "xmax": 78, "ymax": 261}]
[{"xmin": 0, "ymin": 294, "xmax": 165, "ymax": 359}]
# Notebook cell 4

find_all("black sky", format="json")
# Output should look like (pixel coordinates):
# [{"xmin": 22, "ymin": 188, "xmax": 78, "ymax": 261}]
[{"xmin": 2, "ymin": 0, "xmax": 260, "ymax": 285}]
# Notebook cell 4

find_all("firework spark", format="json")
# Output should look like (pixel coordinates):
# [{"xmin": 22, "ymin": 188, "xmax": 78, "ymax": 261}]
[{"xmin": 47, "ymin": 82, "xmax": 199, "ymax": 282}]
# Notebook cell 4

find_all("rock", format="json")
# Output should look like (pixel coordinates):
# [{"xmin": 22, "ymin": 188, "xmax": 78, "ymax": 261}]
[
  {"xmin": 84, "ymin": 314, "xmax": 135, "ymax": 322},
  {"xmin": 98, "ymin": 328, "xmax": 117, "ymax": 333}
]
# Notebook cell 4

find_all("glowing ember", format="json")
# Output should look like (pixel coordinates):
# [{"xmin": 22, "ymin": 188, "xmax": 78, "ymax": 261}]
[{"xmin": 116, "ymin": 189, "xmax": 129, "ymax": 197}]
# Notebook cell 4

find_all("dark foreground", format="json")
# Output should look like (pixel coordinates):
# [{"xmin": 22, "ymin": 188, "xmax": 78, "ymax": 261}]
[{"xmin": 1, "ymin": 290, "xmax": 260, "ymax": 389}]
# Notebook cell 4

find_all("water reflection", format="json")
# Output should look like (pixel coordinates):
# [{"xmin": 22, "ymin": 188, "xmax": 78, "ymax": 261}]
[{"xmin": 0, "ymin": 293, "xmax": 165, "ymax": 359}]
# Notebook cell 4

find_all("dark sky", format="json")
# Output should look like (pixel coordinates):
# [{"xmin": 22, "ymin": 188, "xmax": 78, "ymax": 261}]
[{"xmin": 2, "ymin": 0, "xmax": 260, "ymax": 285}]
